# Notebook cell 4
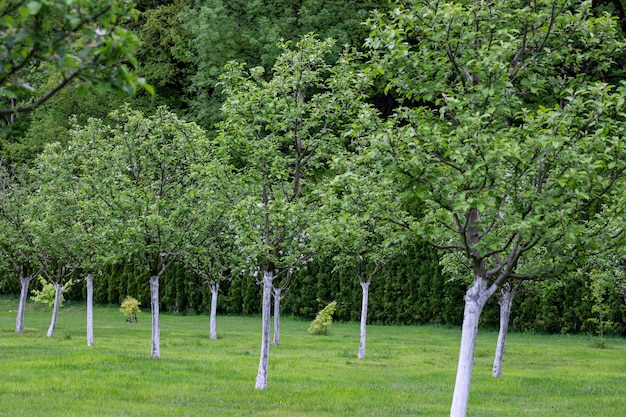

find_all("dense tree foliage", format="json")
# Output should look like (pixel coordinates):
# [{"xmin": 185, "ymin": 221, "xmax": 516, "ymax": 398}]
[
  {"xmin": 365, "ymin": 0, "xmax": 626, "ymax": 414},
  {"xmin": 0, "ymin": 164, "xmax": 42, "ymax": 332},
  {"xmin": 182, "ymin": 0, "xmax": 390, "ymax": 129},
  {"xmin": 1, "ymin": 0, "xmax": 626, "ymax": 358},
  {"xmin": 215, "ymin": 34, "xmax": 377, "ymax": 389},
  {"xmin": 0, "ymin": 0, "xmax": 153, "ymax": 165}
]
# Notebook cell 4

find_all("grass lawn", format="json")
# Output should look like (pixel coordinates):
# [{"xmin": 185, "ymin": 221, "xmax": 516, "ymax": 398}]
[{"xmin": 0, "ymin": 295, "xmax": 625, "ymax": 416}]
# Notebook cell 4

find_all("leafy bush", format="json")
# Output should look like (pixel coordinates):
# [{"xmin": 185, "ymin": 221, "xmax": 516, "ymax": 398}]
[
  {"xmin": 308, "ymin": 301, "xmax": 337, "ymax": 335},
  {"xmin": 120, "ymin": 296, "xmax": 141, "ymax": 322},
  {"xmin": 30, "ymin": 276, "xmax": 70, "ymax": 307}
]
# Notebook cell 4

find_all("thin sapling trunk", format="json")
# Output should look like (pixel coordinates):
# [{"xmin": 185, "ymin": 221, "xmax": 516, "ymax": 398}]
[
  {"xmin": 358, "ymin": 280, "xmax": 371, "ymax": 359},
  {"xmin": 86, "ymin": 274, "xmax": 94, "ymax": 346},
  {"xmin": 150, "ymin": 275, "xmax": 160, "ymax": 358},
  {"xmin": 255, "ymin": 270, "xmax": 274, "ymax": 390},
  {"xmin": 209, "ymin": 282, "xmax": 219, "ymax": 340},
  {"xmin": 46, "ymin": 283, "xmax": 63, "ymax": 338},
  {"xmin": 272, "ymin": 286, "xmax": 282, "ymax": 346},
  {"xmin": 493, "ymin": 283, "xmax": 516, "ymax": 378},
  {"xmin": 15, "ymin": 276, "xmax": 33, "ymax": 333}
]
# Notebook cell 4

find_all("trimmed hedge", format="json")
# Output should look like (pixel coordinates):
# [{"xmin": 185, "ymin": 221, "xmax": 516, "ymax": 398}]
[{"xmin": 3, "ymin": 239, "xmax": 626, "ymax": 335}]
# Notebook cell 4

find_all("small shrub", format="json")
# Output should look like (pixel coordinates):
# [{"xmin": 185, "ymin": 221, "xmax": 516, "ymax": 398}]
[
  {"xmin": 30, "ymin": 276, "xmax": 71, "ymax": 307},
  {"xmin": 308, "ymin": 301, "xmax": 337, "ymax": 335},
  {"xmin": 120, "ymin": 296, "xmax": 141, "ymax": 322}
]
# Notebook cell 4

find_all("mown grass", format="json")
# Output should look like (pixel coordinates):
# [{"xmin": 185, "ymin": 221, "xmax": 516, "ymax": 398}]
[{"xmin": 0, "ymin": 295, "xmax": 625, "ymax": 416}]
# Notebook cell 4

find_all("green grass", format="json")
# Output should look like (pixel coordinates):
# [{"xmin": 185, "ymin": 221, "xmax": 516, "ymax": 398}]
[{"xmin": 0, "ymin": 296, "xmax": 625, "ymax": 416}]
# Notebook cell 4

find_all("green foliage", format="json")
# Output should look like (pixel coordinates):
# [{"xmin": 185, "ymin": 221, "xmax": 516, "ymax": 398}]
[
  {"xmin": 365, "ymin": 0, "xmax": 626, "ymax": 303},
  {"xmin": 581, "ymin": 260, "xmax": 623, "ymax": 346},
  {"xmin": 30, "ymin": 276, "xmax": 70, "ymax": 307},
  {"xmin": 134, "ymin": 0, "xmax": 194, "ymax": 111},
  {"xmin": 0, "ymin": 164, "xmax": 42, "ymax": 285},
  {"xmin": 0, "ymin": 0, "xmax": 151, "ymax": 119},
  {"xmin": 1, "ymin": 85, "xmax": 133, "ymax": 167},
  {"xmin": 62, "ymin": 105, "xmax": 215, "ymax": 278},
  {"xmin": 182, "ymin": 0, "xmax": 389, "ymax": 129},
  {"xmin": 308, "ymin": 300, "xmax": 337, "ymax": 335},
  {"xmin": 217, "ymin": 34, "xmax": 374, "ymax": 278},
  {"xmin": 119, "ymin": 296, "xmax": 141, "ymax": 322}
]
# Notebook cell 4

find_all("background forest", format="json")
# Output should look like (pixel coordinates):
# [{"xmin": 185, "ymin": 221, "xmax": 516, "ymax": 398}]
[{"xmin": 2, "ymin": 0, "xmax": 626, "ymax": 338}]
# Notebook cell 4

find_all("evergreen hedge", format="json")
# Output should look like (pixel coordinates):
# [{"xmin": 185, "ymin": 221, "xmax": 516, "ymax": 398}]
[{"xmin": 2, "ymin": 240, "xmax": 626, "ymax": 336}]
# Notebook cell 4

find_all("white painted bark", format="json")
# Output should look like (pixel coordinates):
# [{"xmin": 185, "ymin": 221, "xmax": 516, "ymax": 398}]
[
  {"xmin": 255, "ymin": 270, "xmax": 273, "ymax": 390},
  {"xmin": 272, "ymin": 286, "xmax": 282, "ymax": 346},
  {"xmin": 358, "ymin": 280, "xmax": 370, "ymax": 359},
  {"xmin": 86, "ymin": 274, "xmax": 94, "ymax": 346},
  {"xmin": 209, "ymin": 282, "xmax": 219, "ymax": 340},
  {"xmin": 493, "ymin": 284, "xmax": 516, "ymax": 378},
  {"xmin": 450, "ymin": 276, "xmax": 496, "ymax": 417},
  {"xmin": 15, "ymin": 276, "xmax": 33, "ymax": 333},
  {"xmin": 150, "ymin": 275, "xmax": 160, "ymax": 358},
  {"xmin": 46, "ymin": 283, "xmax": 63, "ymax": 338}
]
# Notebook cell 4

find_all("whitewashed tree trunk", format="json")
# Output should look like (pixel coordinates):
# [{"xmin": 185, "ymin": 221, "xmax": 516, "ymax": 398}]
[
  {"xmin": 272, "ymin": 286, "xmax": 282, "ymax": 346},
  {"xmin": 46, "ymin": 283, "xmax": 63, "ymax": 338},
  {"xmin": 358, "ymin": 280, "xmax": 370, "ymax": 359},
  {"xmin": 150, "ymin": 275, "xmax": 160, "ymax": 358},
  {"xmin": 15, "ymin": 276, "xmax": 33, "ymax": 333},
  {"xmin": 86, "ymin": 274, "xmax": 94, "ymax": 346},
  {"xmin": 450, "ymin": 276, "xmax": 497, "ymax": 417},
  {"xmin": 209, "ymin": 282, "xmax": 219, "ymax": 340},
  {"xmin": 255, "ymin": 270, "xmax": 273, "ymax": 390},
  {"xmin": 493, "ymin": 283, "xmax": 516, "ymax": 378}
]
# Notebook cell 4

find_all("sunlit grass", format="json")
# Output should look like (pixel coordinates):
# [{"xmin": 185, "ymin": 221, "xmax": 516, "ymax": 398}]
[{"xmin": 0, "ymin": 295, "xmax": 625, "ymax": 416}]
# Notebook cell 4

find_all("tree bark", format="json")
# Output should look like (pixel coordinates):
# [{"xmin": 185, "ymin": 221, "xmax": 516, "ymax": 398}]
[
  {"xmin": 450, "ymin": 276, "xmax": 497, "ymax": 417},
  {"xmin": 493, "ymin": 283, "xmax": 516, "ymax": 378},
  {"xmin": 86, "ymin": 274, "xmax": 94, "ymax": 346},
  {"xmin": 209, "ymin": 282, "xmax": 219, "ymax": 340},
  {"xmin": 150, "ymin": 275, "xmax": 160, "ymax": 358},
  {"xmin": 358, "ymin": 280, "xmax": 370, "ymax": 359},
  {"xmin": 46, "ymin": 283, "xmax": 63, "ymax": 338},
  {"xmin": 272, "ymin": 286, "xmax": 282, "ymax": 346},
  {"xmin": 15, "ymin": 276, "xmax": 33, "ymax": 333},
  {"xmin": 255, "ymin": 270, "xmax": 273, "ymax": 390}
]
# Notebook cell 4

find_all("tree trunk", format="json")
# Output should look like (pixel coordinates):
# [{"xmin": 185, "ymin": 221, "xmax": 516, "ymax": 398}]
[
  {"xmin": 493, "ymin": 283, "xmax": 516, "ymax": 378},
  {"xmin": 272, "ymin": 286, "xmax": 282, "ymax": 346},
  {"xmin": 150, "ymin": 275, "xmax": 160, "ymax": 358},
  {"xmin": 209, "ymin": 282, "xmax": 219, "ymax": 340},
  {"xmin": 358, "ymin": 280, "xmax": 370, "ymax": 359},
  {"xmin": 450, "ymin": 276, "xmax": 497, "ymax": 417},
  {"xmin": 255, "ymin": 270, "xmax": 273, "ymax": 390},
  {"xmin": 15, "ymin": 276, "xmax": 33, "ymax": 333},
  {"xmin": 86, "ymin": 274, "xmax": 94, "ymax": 346},
  {"xmin": 46, "ymin": 283, "xmax": 63, "ymax": 338}
]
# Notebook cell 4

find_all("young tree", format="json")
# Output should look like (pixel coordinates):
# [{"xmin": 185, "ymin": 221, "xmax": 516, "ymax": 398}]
[
  {"xmin": 324, "ymin": 133, "xmax": 410, "ymax": 359},
  {"xmin": 29, "ymin": 178, "xmax": 81, "ymax": 338},
  {"xmin": 329, "ymin": 198, "xmax": 406, "ymax": 359},
  {"xmin": 183, "ymin": 213, "xmax": 236, "ymax": 340},
  {"xmin": 577, "ymin": 252, "xmax": 625, "ymax": 347},
  {"xmin": 366, "ymin": 1, "xmax": 626, "ymax": 416},
  {"xmin": 33, "ymin": 140, "xmax": 113, "ymax": 346},
  {"xmin": 217, "ymin": 35, "xmax": 374, "ymax": 389},
  {"xmin": 271, "ymin": 271, "xmax": 294, "ymax": 346},
  {"xmin": 0, "ymin": 164, "xmax": 42, "ymax": 332},
  {"xmin": 68, "ymin": 105, "xmax": 213, "ymax": 358}
]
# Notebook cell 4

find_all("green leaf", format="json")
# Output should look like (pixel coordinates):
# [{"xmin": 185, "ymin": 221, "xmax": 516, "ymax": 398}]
[{"xmin": 27, "ymin": 1, "xmax": 41, "ymax": 15}]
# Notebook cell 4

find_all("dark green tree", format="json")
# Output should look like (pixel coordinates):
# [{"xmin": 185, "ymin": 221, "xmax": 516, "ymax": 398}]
[{"xmin": 182, "ymin": 0, "xmax": 389, "ymax": 130}]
